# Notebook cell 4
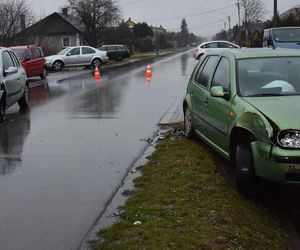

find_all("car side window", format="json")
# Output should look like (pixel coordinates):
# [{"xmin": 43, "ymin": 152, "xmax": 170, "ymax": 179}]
[
  {"xmin": 196, "ymin": 56, "xmax": 219, "ymax": 88},
  {"xmin": 207, "ymin": 42, "xmax": 218, "ymax": 48},
  {"xmin": 194, "ymin": 56, "xmax": 208, "ymax": 84},
  {"xmin": 32, "ymin": 48, "xmax": 42, "ymax": 58},
  {"xmin": 9, "ymin": 51, "xmax": 20, "ymax": 67},
  {"xmin": 2, "ymin": 51, "xmax": 15, "ymax": 71},
  {"xmin": 218, "ymin": 42, "xmax": 230, "ymax": 48},
  {"xmin": 211, "ymin": 57, "xmax": 230, "ymax": 92},
  {"xmin": 82, "ymin": 47, "xmax": 95, "ymax": 54},
  {"xmin": 109, "ymin": 46, "xmax": 117, "ymax": 51},
  {"xmin": 26, "ymin": 50, "xmax": 33, "ymax": 60},
  {"xmin": 68, "ymin": 48, "xmax": 80, "ymax": 56}
]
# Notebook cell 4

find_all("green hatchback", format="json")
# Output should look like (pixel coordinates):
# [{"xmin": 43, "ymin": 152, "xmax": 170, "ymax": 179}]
[{"xmin": 183, "ymin": 48, "xmax": 300, "ymax": 193}]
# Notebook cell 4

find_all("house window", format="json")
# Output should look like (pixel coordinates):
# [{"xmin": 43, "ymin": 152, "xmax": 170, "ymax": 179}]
[{"xmin": 62, "ymin": 37, "xmax": 70, "ymax": 47}]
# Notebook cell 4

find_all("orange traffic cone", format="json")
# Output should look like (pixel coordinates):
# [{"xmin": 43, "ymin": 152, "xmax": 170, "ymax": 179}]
[
  {"xmin": 94, "ymin": 66, "xmax": 101, "ymax": 80},
  {"xmin": 145, "ymin": 64, "xmax": 152, "ymax": 78}
]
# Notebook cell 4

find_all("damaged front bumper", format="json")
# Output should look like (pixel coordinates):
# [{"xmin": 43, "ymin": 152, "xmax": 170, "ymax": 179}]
[{"xmin": 251, "ymin": 141, "xmax": 300, "ymax": 184}]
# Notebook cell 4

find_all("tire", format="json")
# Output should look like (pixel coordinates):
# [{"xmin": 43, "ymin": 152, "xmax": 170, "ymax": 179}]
[
  {"xmin": 116, "ymin": 55, "xmax": 123, "ymax": 61},
  {"xmin": 18, "ymin": 84, "xmax": 29, "ymax": 110},
  {"xmin": 52, "ymin": 60, "xmax": 63, "ymax": 71},
  {"xmin": 92, "ymin": 58, "xmax": 102, "ymax": 68},
  {"xmin": 40, "ymin": 67, "xmax": 47, "ymax": 79},
  {"xmin": 235, "ymin": 142, "xmax": 256, "ymax": 195},
  {"xmin": 0, "ymin": 99, "xmax": 5, "ymax": 123},
  {"xmin": 184, "ymin": 107, "xmax": 194, "ymax": 138}
]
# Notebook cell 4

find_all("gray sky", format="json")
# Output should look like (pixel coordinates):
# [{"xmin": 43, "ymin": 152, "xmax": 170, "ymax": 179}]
[{"xmin": 26, "ymin": 0, "xmax": 300, "ymax": 37}]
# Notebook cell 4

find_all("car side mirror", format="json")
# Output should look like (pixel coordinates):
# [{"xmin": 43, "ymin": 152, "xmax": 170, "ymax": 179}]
[
  {"xmin": 66, "ymin": 53, "xmax": 71, "ymax": 56},
  {"xmin": 4, "ymin": 66, "xmax": 18, "ymax": 76},
  {"xmin": 210, "ymin": 86, "xmax": 230, "ymax": 100}
]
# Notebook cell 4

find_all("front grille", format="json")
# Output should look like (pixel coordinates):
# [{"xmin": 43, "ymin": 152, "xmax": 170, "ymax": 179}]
[
  {"xmin": 286, "ymin": 172, "xmax": 300, "ymax": 182},
  {"xmin": 274, "ymin": 156, "xmax": 300, "ymax": 164}
]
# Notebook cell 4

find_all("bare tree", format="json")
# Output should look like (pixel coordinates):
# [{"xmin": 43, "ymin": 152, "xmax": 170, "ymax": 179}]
[
  {"xmin": 240, "ymin": 0, "xmax": 265, "ymax": 40},
  {"xmin": 67, "ymin": 0, "xmax": 120, "ymax": 47},
  {"xmin": 0, "ymin": 0, "xmax": 34, "ymax": 46}
]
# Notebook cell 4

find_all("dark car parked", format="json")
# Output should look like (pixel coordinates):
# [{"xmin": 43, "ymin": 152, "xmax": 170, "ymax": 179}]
[{"xmin": 98, "ymin": 45, "xmax": 130, "ymax": 61}]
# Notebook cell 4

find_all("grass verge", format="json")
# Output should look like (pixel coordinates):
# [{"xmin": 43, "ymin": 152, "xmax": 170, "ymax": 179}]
[{"xmin": 91, "ymin": 127, "xmax": 287, "ymax": 249}]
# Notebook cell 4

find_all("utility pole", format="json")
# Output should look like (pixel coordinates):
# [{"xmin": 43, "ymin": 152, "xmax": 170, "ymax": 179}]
[
  {"xmin": 228, "ymin": 16, "xmax": 231, "ymax": 39},
  {"xmin": 274, "ymin": 0, "xmax": 278, "ymax": 27},
  {"xmin": 236, "ymin": 0, "xmax": 241, "ymax": 27}
]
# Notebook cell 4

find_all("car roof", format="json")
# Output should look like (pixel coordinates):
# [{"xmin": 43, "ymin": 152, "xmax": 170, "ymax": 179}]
[
  {"xmin": 200, "ymin": 40, "xmax": 237, "ymax": 45},
  {"xmin": 101, "ymin": 44, "xmax": 125, "ymax": 47},
  {"xmin": 267, "ymin": 26, "xmax": 300, "ymax": 30},
  {"xmin": 10, "ymin": 45, "xmax": 42, "ymax": 49},
  {"xmin": 206, "ymin": 48, "xmax": 300, "ymax": 59}
]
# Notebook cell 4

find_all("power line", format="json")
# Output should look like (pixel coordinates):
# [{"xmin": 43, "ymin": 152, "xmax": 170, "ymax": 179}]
[
  {"xmin": 121, "ymin": 0, "xmax": 146, "ymax": 6},
  {"xmin": 140, "ymin": 4, "xmax": 235, "ymax": 22}
]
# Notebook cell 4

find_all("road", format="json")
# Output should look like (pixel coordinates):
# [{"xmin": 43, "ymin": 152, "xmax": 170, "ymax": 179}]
[{"xmin": 0, "ymin": 51, "xmax": 196, "ymax": 250}]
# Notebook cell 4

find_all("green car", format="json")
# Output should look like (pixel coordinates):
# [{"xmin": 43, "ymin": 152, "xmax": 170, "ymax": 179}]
[{"xmin": 183, "ymin": 48, "xmax": 300, "ymax": 193}]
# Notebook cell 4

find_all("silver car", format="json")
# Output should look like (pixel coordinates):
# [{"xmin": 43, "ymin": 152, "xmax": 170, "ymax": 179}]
[
  {"xmin": 45, "ymin": 46, "xmax": 109, "ymax": 71},
  {"xmin": 0, "ymin": 47, "xmax": 28, "ymax": 123},
  {"xmin": 194, "ymin": 40, "xmax": 239, "ymax": 60}
]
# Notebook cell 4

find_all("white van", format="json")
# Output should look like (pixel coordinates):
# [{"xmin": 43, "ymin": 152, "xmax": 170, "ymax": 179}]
[{"xmin": 263, "ymin": 27, "xmax": 300, "ymax": 49}]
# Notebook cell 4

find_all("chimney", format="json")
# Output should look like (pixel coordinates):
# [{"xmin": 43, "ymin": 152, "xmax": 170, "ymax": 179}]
[
  {"xmin": 62, "ymin": 8, "xmax": 68, "ymax": 16},
  {"xmin": 20, "ymin": 14, "xmax": 26, "ymax": 31}
]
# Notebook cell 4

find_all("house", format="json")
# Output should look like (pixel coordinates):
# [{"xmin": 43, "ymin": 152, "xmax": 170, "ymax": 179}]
[
  {"xmin": 12, "ymin": 8, "xmax": 88, "ymax": 55},
  {"xmin": 124, "ymin": 18, "xmax": 136, "ymax": 29},
  {"xmin": 280, "ymin": 5, "xmax": 300, "ymax": 19},
  {"xmin": 151, "ymin": 25, "xmax": 166, "ymax": 36}
]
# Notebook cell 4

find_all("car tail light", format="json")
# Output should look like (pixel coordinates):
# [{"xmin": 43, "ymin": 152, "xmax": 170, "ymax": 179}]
[{"xmin": 194, "ymin": 48, "xmax": 199, "ymax": 52}]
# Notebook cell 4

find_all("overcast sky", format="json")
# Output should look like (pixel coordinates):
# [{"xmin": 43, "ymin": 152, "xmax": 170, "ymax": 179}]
[{"xmin": 26, "ymin": 0, "xmax": 300, "ymax": 37}]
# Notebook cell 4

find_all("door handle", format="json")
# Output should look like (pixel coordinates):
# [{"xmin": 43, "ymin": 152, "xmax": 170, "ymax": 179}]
[
  {"xmin": 204, "ymin": 98, "xmax": 209, "ymax": 106},
  {"xmin": 190, "ymin": 91, "xmax": 194, "ymax": 95}
]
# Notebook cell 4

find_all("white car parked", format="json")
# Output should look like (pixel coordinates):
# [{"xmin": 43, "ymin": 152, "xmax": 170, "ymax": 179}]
[
  {"xmin": 0, "ymin": 47, "xmax": 28, "ymax": 122},
  {"xmin": 45, "ymin": 46, "xmax": 109, "ymax": 71},
  {"xmin": 194, "ymin": 40, "xmax": 239, "ymax": 60}
]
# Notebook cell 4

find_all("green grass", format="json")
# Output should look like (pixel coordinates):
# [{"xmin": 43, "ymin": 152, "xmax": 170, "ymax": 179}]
[{"xmin": 91, "ymin": 127, "xmax": 287, "ymax": 250}]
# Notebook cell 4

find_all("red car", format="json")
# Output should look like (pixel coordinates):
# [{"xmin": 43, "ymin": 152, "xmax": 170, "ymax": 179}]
[{"xmin": 10, "ymin": 45, "xmax": 47, "ymax": 79}]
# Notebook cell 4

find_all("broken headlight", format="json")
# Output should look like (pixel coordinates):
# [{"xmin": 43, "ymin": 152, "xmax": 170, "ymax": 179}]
[{"xmin": 278, "ymin": 130, "xmax": 300, "ymax": 148}]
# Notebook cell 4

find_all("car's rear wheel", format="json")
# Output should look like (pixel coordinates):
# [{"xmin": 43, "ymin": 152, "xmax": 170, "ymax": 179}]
[
  {"xmin": 53, "ymin": 60, "xmax": 63, "ymax": 71},
  {"xmin": 184, "ymin": 107, "xmax": 194, "ymax": 138},
  {"xmin": 18, "ymin": 84, "xmax": 29, "ymax": 110},
  {"xmin": 92, "ymin": 58, "xmax": 102, "ymax": 68},
  {"xmin": 235, "ymin": 142, "xmax": 256, "ymax": 195},
  {"xmin": 40, "ymin": 67, "xmax": 47, "ymax": 79}
]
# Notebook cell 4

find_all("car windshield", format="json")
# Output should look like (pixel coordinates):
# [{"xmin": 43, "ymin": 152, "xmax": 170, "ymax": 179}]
[
  {"xmin": 11, "ymin": 48, "xmax": 25, "ymax": 59},
  {"xmin": 238, "ymin": 57, "xmax": 300, "ymax": 97},
  {"xmin": 57, "ymin": 48, "xmax": 70, "ymax": 55},
  {"xmin": 273, "ymin": 28, "xmax": 300, "ymax": 42}
]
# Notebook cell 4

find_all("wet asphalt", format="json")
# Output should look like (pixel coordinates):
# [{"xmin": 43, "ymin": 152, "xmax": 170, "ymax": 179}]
[{"xmin": 0, "ymin": 51, "xmax": 196, "ymax": 250}]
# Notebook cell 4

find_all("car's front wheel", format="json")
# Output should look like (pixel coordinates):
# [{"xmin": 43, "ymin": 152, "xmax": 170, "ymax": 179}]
[
  {"xmin": 18, "ymin": 84, "xmax": 29, "ymax": 110},
  {"xmin": 235, "ymin": 142, "xmax": 256, "ymax": 195},
  {"xmin": 92, "ymin": 58, "xmax": 102, "ymax": 68},
  {"xmin": 184, "ymin": 106, "xmax": 194, "ymax": 138},
  {"xmin": 40, "ymin": 67, "xmax": 47, "ymax": 79},
  {"xmin": 52, "ymin": 60, "xmax": 63, "ymax": 71}
]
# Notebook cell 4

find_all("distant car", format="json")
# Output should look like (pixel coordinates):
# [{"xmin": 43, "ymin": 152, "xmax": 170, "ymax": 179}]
[
  {"xmin": 98, "ymin": 45, "xmax": 130, "ymax": 61},
  {"xmin": 45, "ymin": 46, "xmax": 109, "ymax": 71},
  {"xmin": 10, "ymin": 45, "xmax": 47, "ymax": 79},
  {"xmin": 194, "ymin": 40, "xmax": 239, "ymax": 60},
  {"xmin": 184, "ymin": 48, "xmax": 300, "ymax": 193},
  {"xmin": 0, "ymin": 47, "xmax": 28, "ymax": 122}
]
